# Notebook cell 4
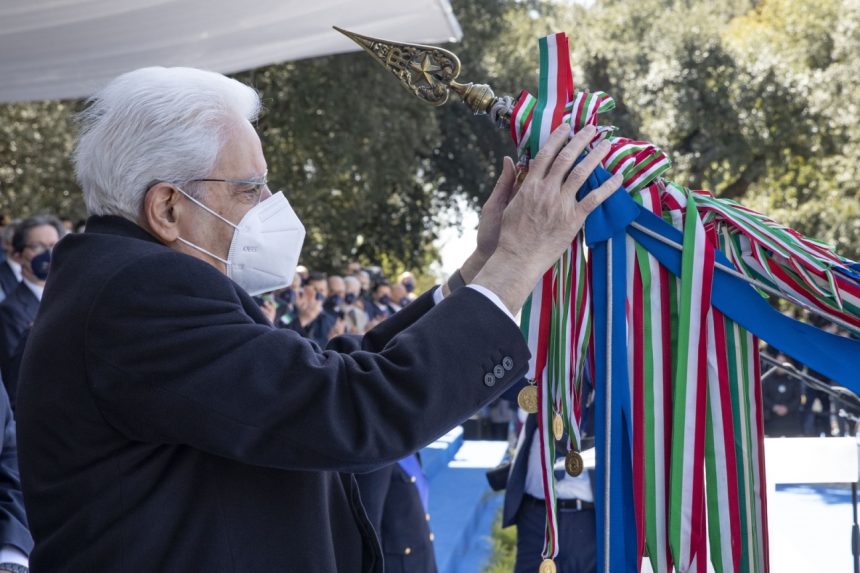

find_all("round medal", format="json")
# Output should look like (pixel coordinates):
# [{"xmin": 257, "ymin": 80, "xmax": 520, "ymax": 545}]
[
  {"xmin": 539, "ymin": 558, "xmax": 557, "ymax": 573},
  {"xmin": 552, "ymin": 413, "xmax": 564, "ymax": 441},
  {"xmin": 565, "ymin": 450, "xmax": 584, "ymax": 477},
  {"xmin": 517, "ymin": 384, "xmax": 538, "ymax": 414}
]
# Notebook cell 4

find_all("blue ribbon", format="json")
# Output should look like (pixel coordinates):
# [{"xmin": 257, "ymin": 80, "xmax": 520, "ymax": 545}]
[{"xmin": 584, "ymin": 168, "xmax": 639, "ymax": 573}]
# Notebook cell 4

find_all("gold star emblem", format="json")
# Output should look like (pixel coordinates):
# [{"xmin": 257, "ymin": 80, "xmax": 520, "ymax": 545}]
[{"xmin": 411, "ymin": 54, "xmax": 441, "ymax": 85}]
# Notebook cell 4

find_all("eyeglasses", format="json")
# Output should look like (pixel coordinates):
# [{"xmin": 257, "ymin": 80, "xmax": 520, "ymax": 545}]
[{"xmin": 187, "ymin": 174, "xmax": 269, "ymax": 205}]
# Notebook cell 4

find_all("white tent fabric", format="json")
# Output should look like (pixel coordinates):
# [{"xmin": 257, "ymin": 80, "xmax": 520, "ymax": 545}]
[{"xmin": 0, "ymin": 0, "xmax": 462, "ymax": 103}]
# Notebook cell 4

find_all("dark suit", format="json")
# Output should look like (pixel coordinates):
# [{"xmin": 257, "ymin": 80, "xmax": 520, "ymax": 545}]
[
  {"xmin": 0, "ymin": 384, "xmax": 33, "ymax": 557},
  {"xmin": 0, "ymin": 282, "xmax": 39, "ymax": 408},
  {"xmin": 503, "ymin": 416, "xmax": 596, "ymax": 573},
  {"xmin": 17, "ymin": 215, "xmax": 529, "ymax": 572},
  {"xmin": 0, "ymin": 259, "xmax": 18, "ymax": 303},
  {"xmin": 355, "ymin": 462, "xmax": 436, "ymax": 573}
]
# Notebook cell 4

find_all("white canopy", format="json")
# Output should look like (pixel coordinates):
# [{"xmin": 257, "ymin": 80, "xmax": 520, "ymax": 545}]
[{"xmin": 0, "ymin": 0, "xmax": 462, "ymax": 103}]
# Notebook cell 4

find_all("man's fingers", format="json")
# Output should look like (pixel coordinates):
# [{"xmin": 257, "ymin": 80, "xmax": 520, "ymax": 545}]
[
  {"xmin": 545, "ymin": 125, "xmax": 598, "ymax": 184},
  {"xmin": 485, "ymin": 156, "xmax": 517, "ymax": 210},
  {"xmin": 577, "ymin": 172, "xmax": 624, "ymax": 215},
  {"xmin": 560, "ymin": 138, "xmax": 612, "ymax": 197},
  {"xmin": 530, "ymin": 124, "xmax": 571, "ymax": 178}
]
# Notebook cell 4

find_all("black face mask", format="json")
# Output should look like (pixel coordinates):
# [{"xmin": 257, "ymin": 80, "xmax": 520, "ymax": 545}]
[
  {"xmin": 315, "ymin": 291, "xmax": 326, "ymax": 302},
  {"xmin": 344, "ymin": 293, "xmax": 356, "ymax": 305},
  {"xmin": 325, "ymin": 294, "xmax": 342, "ymax": 310},
  {"xmin": 378, "ymin": 295, "xmax": 391, "ymax": 306},
  {"xmin": 31, "ymin": 249, "xmax": 52, "ymax": 281},
  {"xmin": 404, "ymin": 282, "xmax": 415, "ymax": 293}
]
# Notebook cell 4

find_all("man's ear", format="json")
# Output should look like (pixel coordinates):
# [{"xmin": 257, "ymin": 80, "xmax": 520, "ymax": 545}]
[
  {"xmin": 9, "ymin": 249, "xmax": 24, "ymax": 266},
  {"xmin": 143, "ymin": 183, "xmax": 183, "ymax": 243}
]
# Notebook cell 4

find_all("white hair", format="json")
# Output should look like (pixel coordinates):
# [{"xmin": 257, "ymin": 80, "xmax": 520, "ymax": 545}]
[{"xmin": 73, "ymin": 67, "xmax": 261, "ymax": 222}]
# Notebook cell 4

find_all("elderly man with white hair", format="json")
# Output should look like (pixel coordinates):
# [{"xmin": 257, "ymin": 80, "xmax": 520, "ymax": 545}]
[{"xmin": 16, "ymin": 67, "xmax": 620, "ymax": 572}]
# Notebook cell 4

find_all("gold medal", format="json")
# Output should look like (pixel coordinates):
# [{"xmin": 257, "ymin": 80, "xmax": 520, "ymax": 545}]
[
  {"xmin": 517, "ymin": 384, "xmax": 538, "ymax": 414},
  {"xmin": 538, "ymin": 558, "xmax": 557, "ymax": 573},
  {"xmin": 552, "ymin": 413, "xmax": 564, "ymax": 441},
  {"xmin": 565, "ymin": 450, "xmax": 584, "ymax": 477}
]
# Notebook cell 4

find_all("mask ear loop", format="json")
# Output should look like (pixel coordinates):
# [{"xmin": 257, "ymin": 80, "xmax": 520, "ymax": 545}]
[
  {"xmin": 173, "ymin": 185, "xmax": 234, "ymax": 267},
  {"xmin": 174, "ymin": 186, "xmax": 239, "ymax": 230},
  {"xmin": 175, "ymin": 236, "xmax": 230, "ymax": 266}
]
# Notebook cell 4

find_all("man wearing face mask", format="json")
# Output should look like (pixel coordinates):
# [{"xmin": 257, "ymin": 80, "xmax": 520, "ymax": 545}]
[
  {"xmin": 342, "ymin": 275, "xmax": 368, "ymax": 334},
  {"xmin": 15, "ymin": 67, "xmax": 620, "ymax": 572},
  {"xmin": 0, "ymin": 215, "xmax": 63, "ymax": 410},
  {"xmin": 366, "ymin": 280, "xmax": 397, "ymax": 323},
  {"xmin": 398, "ymin": 271, "xmax": 418, "ymax": 303}
]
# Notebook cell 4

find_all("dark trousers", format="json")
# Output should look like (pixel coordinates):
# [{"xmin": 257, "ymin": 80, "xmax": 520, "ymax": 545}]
[{"xmin": 514, "ymin": 500, "xmax": 596, "ymax": 573}]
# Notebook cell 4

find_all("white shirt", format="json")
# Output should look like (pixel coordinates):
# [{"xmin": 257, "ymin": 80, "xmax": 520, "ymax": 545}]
[
  {"xmin": 522, "ymin": 425, "xmax": 594, "ymax": 502},
  {"xmin": 432, "ymin": 283, "xmax": 516, "ymax": 323},
  {"xmin": 22, "ymin": 277, "xmax": 44, "ymax": 301}
]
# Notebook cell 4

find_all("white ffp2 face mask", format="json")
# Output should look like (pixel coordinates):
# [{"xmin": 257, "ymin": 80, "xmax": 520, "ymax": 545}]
[{"xmin": 176, "ymin": 189, "xmax": 306, "ymax": 296}]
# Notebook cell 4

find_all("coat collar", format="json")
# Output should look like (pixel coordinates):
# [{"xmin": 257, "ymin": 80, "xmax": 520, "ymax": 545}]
[{"xmin": 84, "ymin": 215, "xmax": 162, "ymax": 245}]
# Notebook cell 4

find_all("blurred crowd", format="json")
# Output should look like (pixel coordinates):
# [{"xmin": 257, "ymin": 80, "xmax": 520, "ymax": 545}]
[
  {"xmin": 761, "ymin": 340, "xmax": 859, "ymax": 439},
  {"xmin": 260, "ymin": 262, "xmax": 420, "ymax": 348}
]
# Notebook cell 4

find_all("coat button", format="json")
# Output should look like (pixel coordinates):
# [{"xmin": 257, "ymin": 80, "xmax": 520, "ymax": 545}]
[
  {"xmin": 429, "ymin": 532, "xmax": 435, "ymax": 542},
  {"xmin": 502, "ymin": 356, "xmax": 514, "ymax": 371},
  {"xmin": 483, "ymin": 373, "xmax": 496, "ymax": 387},
  {"xmin": 425, "ymin": 512, "xmax": 431, "ymax": 522},
  {"xmin": 404, "ymin": 547, "xmax": 412, "ymax": 555},
  {"xmin": 493, "ymin": 364, "xmax": 505, "ymax": 379}
]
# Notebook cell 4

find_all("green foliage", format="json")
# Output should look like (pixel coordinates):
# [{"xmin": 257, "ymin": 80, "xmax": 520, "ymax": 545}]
[
  {"xmin": 0, "ymin": 0, "xmax": 857, "ymax": 268},
  {"xmin": 482, "ymin": 509, "xmax": 518, "ymax": 573}
]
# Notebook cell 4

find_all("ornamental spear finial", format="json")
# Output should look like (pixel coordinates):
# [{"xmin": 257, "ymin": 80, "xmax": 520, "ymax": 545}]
[{"xmin": 333, "ymin": 27, "xmax": 514, "ymax": 126}]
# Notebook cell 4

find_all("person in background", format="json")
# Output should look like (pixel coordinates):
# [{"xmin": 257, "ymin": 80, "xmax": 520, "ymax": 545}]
[
  {"xmin": 342, "ymin": 276, "xmax": 368, "ymax": 335},
  {"xmin": 284, "ymin": 271, "xmax": 338, "ymax": 346},
  {"xmin": 346, "ymin": 261, "xmax": 362, "ymax": 277},
  {"xmin": 398, "ymin": 271, "xmax": 417, "ymax": 303},
  {"xmin": 326, "ymin": 275, "xmax": 346, "ymax": 316},
  {"xmin": 59, "ymin": 218, "xmax": 74, "ymax": 234},
  {"xmin": 762, "ymin": 352, "xmax": 805, "ymax": 437},
  {"xmin": 0, "ymin": 215, "xmax": 63, "ymax": 409},
  {"xmin": 358, "ymin": 270, "xmax": 372, "ymax": 301},
  {"xmin": 366, "ymin": 280, "xmax": 396, "ymax": 323},
  {"xmin": 0, "ymin": 225, "xmax": 20, "ymax": 304},
  {"xmin": 391, "ymin": 283, "xmax": 409, "ymax": 311}
]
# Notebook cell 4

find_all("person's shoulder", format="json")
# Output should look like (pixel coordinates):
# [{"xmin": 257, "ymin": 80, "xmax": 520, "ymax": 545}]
[{"xmin": 102, "ymin": 248, "xmax": 229, "ymax": 295}]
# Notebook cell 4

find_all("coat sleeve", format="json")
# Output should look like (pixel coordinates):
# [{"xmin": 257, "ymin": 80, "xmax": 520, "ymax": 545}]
[
  {"xmin": 84, "ymin": 252, "xmax": 530, "ymax": 473},
  {"xmin": 0, "ymin": 387, "xmax": 33, "ymax": 555}
]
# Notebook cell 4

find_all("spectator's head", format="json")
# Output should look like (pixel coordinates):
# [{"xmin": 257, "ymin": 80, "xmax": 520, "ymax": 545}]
[
  {"xmin": 74, "ymin": 219, "xmax": 87, "ymax": 234},
  {"xmin": 391, "ymin": 284, "xmax": 408, "ymax": 307},
  {"xmin": 357, "ymin": 271, "xmax": 371, "ymax": 293},
  {"xmin": 11, "ymin": 215, "xmax": 64, "ymax": 285},
  {"xmin": 328, "ymin": 275, "xmax": 345, "ymax": 299},
  {"xmin": 306, "ymin": 271, "xmax": 328, "ymax": 300},
  {"xmin": 346, "ymin": 261, "xmax": 362, "ymax": 276},
  {"xmin": 371, "ymin": 280, "xmax": 391, "ymax": 306},
  {"xmin": 343, "ymin": 276, "xmax": 361, "ymax": 306},
  {"xmin": 60, "ymin": 217, "xmax": 74, "ymax": 232},
  {"xmin": 398, "ymin": 271, "xmax": 416, "ymax": 294}
]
